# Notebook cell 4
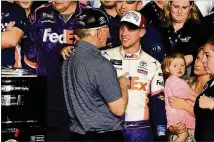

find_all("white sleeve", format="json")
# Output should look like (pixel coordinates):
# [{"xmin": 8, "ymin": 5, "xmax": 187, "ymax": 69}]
[
  {"xmin": 195, "ymin": 1, "xmax": 212, "ymax": 16},
  {"xmin": 151, "ymin": 66, "xmax": 164, "ymax": 96},
  {"xmin": 101, "ymin": 50, "xmax": 110, "ymax": 61}
]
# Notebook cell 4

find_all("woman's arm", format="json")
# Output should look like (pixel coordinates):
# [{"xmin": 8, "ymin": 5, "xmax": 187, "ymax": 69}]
[
  {"xmin": 169, "ymin": 97, "xmax": 194, "ymax": 117},
  {"xmin": 184, "ymin": 55, "xmax": 193, "ymax": 66}
]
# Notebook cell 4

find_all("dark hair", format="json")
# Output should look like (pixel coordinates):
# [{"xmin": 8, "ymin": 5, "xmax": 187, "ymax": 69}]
[{"xmin": 205, "ymin": 35, "xmax": 214, "ymax": 48}]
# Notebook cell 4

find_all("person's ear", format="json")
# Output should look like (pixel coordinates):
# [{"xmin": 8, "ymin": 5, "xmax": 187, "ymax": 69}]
[
  {"xmin": 140, "ymin": 28, "xmax": 146, "ymax": 38},
  {"xmin": 137, "ymin": 1, "xmax": 143, "ymax": 11},
  {"xmin": 96, "ymin": 28, "xmax": 102, "ymax": 40}
]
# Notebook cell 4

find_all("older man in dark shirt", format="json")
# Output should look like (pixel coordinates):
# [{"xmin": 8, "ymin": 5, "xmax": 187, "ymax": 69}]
[{"xmin": 62, "ymin": 8, "xmax": 129, "ymax": 141}]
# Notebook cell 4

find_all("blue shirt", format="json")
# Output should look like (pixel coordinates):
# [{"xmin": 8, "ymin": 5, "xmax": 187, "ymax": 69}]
[{"xmin": 62, "ymin": 41, "xmax": 123, "ymax": 134}]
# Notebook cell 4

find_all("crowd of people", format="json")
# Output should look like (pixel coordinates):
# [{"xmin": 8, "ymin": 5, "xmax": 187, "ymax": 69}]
[{"xmin": 1, "ymin": 0, "xmax": 214, "ymax": 142}]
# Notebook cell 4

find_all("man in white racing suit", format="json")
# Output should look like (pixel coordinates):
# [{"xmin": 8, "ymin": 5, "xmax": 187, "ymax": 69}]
[{"xmin": 102, "ymin": 11, "xmax": 167, "ymax": 142}]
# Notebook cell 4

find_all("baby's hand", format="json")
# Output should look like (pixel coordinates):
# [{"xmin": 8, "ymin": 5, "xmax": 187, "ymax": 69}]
[{"xmin": 188, "ymin": 94, "xmax": 196, "ymax": 102}]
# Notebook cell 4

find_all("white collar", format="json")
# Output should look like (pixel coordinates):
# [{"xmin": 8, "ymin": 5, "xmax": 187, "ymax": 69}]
[{"xmin": 120, "ymin": 46, "xmax": 142, "ymax": 60}]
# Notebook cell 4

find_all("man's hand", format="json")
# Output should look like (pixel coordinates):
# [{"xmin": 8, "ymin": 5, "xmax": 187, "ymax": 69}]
[
  {"xmin": 168, "ymin": 96, "xmax": 186, "ymax": 110},
  {"xmin": 108, "ymin": 72, "xmax": 129, "ymax": 116},
  {"xmin": 60, "ymin": 46, "xmax": 74, "ymax": 60},
  {"xmin": 119, "ymin": 72, "xmax": 129, "ymax": 109},
  {"xmin": 6, "ymin": 21, "xmax": 15, "ymax": 31},
  {"xmin": 169, "ymin": 123, "xmax": 186, "ymax": 135},
  {"xmin": 119, "ymin": 72, "xmax": 130, "ymax": 91},
  {"xmin": 199, "ymin": 94, "xmax": 214, "ymax": 110}
]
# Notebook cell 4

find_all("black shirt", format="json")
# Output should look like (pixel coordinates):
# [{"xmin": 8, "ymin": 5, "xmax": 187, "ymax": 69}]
[
  {"xmin": 194, "ymin": 78, "xmax": 214, "ymax": 141},
  {"xmin": 140, "ymin": 1, "xmax": 163, "ymax": 35},
  {"xmin": 161, "ymin": 20, "xmax": 201, "ymax": 59},
  {"xmin": 199, "ymin": 13, "xmax": 214, "ymax": 46},
  {"xmin": 1, "ymin": 1, "xmax": 27, "ymax": 67},
  {"xmin": 140, "ymin": 1, "xmax": 162, "ymax": 24},
  {"xmin": 99, "ymin": 6, "xmax": 121, "ymax": 49},
  {"xmin": 140, "ymin": 1, "xmax": 165, "ymax": 62}
]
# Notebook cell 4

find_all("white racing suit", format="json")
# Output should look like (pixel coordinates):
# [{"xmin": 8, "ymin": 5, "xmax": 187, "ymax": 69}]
[{"xmin": 102, "ymin": 47, "xmax": 167, "ymax": 142}]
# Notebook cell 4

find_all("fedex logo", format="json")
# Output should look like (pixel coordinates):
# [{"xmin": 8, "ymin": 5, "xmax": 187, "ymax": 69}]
[
  {"xmin": 156, "ymin": 80, "xmax": 164, "ymax": 86},
  {"xmin": 43, "ymin": 28, "xmax": 79, "ymax": 44},
  {"xmin": 129, "ymin": 77, "xmax": 148, "ymax": 91},
  {"xmin": 124, "ymin": 54, "xmax": 137, "ymax": 59}
]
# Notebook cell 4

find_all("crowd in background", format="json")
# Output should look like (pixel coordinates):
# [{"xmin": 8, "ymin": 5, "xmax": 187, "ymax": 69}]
[{"xmin": 1, "ymin": 0, "xmax": 214, "ymax": 142}]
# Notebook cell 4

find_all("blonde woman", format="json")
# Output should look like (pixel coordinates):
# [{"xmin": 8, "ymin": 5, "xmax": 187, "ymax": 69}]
[
  {"xmin": 168, "ymin": 47, "xmax": 212, "ymax": 142},
  {"xmin": 160, "ymin": 1, "xmax": 202, "ymax": 78}
]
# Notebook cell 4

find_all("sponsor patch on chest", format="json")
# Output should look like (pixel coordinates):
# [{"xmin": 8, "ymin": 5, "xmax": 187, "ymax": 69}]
[
  {"xmin": 137, "ymin": 69, "xmax": 148, "ymax": 75},
  {"xmin": 138, "ymin": 61, "xmax": 147, "ymax": 69},
  {"xmin": 42, "ymin": 12, "xmax": 54, "ymax": 20},
  {"xmin": 110, "ymin": 59, "xmax": 122, "ymax": 65},
  {"xmin": 151, "ymin": 45, "xmax": 161, "ymax": 54},
  {"xmin": 180, "ymin": 36, "xmax": 191, "ymax": 42}
]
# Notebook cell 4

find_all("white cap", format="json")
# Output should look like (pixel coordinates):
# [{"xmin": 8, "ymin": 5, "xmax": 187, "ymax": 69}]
[{"xmin": 120, "ymin": 11, "xmax": 146, "ymax": 29}]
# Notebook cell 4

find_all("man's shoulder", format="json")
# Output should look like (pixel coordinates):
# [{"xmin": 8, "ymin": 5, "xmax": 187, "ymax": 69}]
[
  {"xmin": 2, "ymin": 2, "xmax": 25, "ymax": 17},
  {"xmin": 12, "ymin": 3, "xmax": 26, "ymax": 12},
  {"xmin": 101, "ymin": 46, "xmax": 121, "ymax": 58},
  {"xmin": 28, "ymin": 3, "xmax": 53, "ymax": 24},
  {"xmin": 139, "ymin": 2, "xmax": 153, "ymax": 18},
  {"xmin": 34, "ymin": 3, "xmax": 53, "ymax": 13},
  {"xmin": 2, "ymin": 2, "xmax": 21, "ymax": 10},
  {"xmin": 77, "ymin": 3, "xmax": 92, "ymax": 15},
  {"xmin": 79, "ymin": 2, "xmax": 89, "ymax": 9},
  {"xmin": 140, "ymin": 1, "xmax": 152, "ymax": 13},
  {"xmin": 75, "ymin": 46, "xmax": 108, "ymax": 66},
  {"xmin": 140, "ymin": 51, "xmax": 161, "ymax": 67}
]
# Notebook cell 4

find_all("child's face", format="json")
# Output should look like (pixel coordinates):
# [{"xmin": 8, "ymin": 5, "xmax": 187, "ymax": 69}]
[{"xmin": 167, "ymin": 58, "xmax": 185, "ymax": 78}]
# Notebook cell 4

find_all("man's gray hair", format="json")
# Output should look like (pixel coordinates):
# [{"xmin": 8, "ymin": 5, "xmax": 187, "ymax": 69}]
[{"xmin": 77, "ymin": 28, "xmax": 97, "ymax": 39}]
